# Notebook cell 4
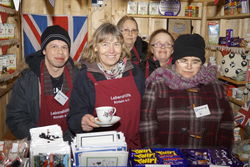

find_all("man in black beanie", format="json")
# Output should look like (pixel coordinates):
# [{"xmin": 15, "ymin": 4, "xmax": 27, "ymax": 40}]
[{"xmin": 6, "ymin": 25, "xmax": 77, "ymax": 142}]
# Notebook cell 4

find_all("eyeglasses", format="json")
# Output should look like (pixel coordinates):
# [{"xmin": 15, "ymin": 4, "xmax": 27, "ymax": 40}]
[
  {"xmin": 121, "ymin": 29, "xmax": 138, "ymax": 35},
  {"xmin": 177, "ymin": 58, "xmax": 202, "ymax": 67},
  {"xmin": 151, "ymin": 43, "xmax": 173, "ymax": 48}
]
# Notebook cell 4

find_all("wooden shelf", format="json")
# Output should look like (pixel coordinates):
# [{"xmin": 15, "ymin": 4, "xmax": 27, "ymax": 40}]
[
  {"xmin": 0, "ymin": 80, "xmax": 14, "ymax": 97},
  {"xmin": 0, "ymin": 5, "xmax": 16, "ymax": 14},
  {"xmin": 181, "ymin": 0, "xmax": 214, "ymax": 2},
  {"xmin": 228, "ymin": 96, "xmax": 244, "ymax": 106},
  {"xmin": 206, "ymin": 45, "xmax": 250, "ymax": 54},
  {"xmin": 218, "ymin": 76, "xmax": 248, "ymax": 86},
  {"xmin": 0, "ymin": 38, "xmax": 19, "ymax": 47},
  {"xmin": 127, "ymin": 14, "xmax": 202, "ymax": 20},
  {"xmin": 207, "ymin": 13, "xmax": 250, "ymax": 20},
  {"xmin": 0, "ymin": 70, "xmax": 20, "ymax": 83}
]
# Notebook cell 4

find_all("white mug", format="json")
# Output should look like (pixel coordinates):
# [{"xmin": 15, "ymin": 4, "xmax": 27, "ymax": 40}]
[{"xmin": 95, "ymin": 106, "xmax": 116, "ymax": 123}]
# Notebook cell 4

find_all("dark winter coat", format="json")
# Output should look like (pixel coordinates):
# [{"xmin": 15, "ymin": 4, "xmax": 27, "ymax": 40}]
[
  {"xmin": 6, "ymin": 51, "xmax": 77, "ymax": 141},
  {"xmin": 140, "ymin": 64, "xmax": 234, "ymax": 149}
]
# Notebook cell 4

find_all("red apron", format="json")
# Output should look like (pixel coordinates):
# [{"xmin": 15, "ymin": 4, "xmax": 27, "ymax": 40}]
[
  {"xmin": 39, "ymin": 62, "xmax": 73, "ymax": 132},
  {"xmin": 132, "ymin": 46, "xmax": 140, "ymax": 65},
  {"xmin": 87, "ymin": 71, "xmax": 141, "ymax": 149}
]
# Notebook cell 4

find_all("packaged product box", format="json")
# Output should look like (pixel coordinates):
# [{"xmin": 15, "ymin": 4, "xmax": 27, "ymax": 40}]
[
  {"xmin": 149, "ymin": 1, "xmax": 159, "ymax": 15},
  {"xmin": 130, "ymin": 148, "xmax": 188, "ymax": 167},
  {"xmin": 6, "ymin": 24, "xmax": 15, "ymax": 39},
  {"xmin": 0, "ymin": 24, "xmax": 6, "ymax": 40},
  {"xmin": 168, "ymin": 19, "xmax": 191, "ymax": 39},
  {"xmin": 0, "ymin": 55, "xmax": 8, "ymax": 74},
  {"xmin": 7, "ymin": 54, "xmax": 16, "ymax": 73},
  {"xmin": 240, "ymin": 0, "xmax": 250, "ymax": 13},
  {"xmin": 137, "ymin": 2, "xmax": 148, "ymax": 15},
  {"xmin": 127, "ymin": 1, "xmax": 138, "ymax": 15},
  {"xmin": 0, "ymin": 0, "xmax": 12, "ymax": 7},
  {"xmin": 208, "ymin": 21, "xmax": 220, "ymax": 44}
]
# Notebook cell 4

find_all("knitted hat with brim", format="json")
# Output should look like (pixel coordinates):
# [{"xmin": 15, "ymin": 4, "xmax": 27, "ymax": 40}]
[
  {"xmin": 172, "ymin": 33, "xmax": 206, "ymax": 64},
  {"xmin": 41, "ymin": 25, "xmax": 71, "ymax": 51}
]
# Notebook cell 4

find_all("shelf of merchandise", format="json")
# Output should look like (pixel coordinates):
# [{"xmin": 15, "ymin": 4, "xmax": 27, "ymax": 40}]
[
  {"xmin": 0, "ymin": 5, "xmax": 16, "ymax": 14},
  {"xmin": 0, "ymin": 69, "xmax": 20, "ymax": 83},
  {"xmin": 207, "ymin": 13, "xmax": 250, "ymax": 20},
  {"xmin": 0, "ymin": 81, "xmax": 14, "ymax": 97},
  {"xmin": 0, "ymin": 69, "xmax": 21, "ymax": 97},
  {"xmin": 218, "ymin": 76, "xmax": 248, "ymax": 86},
  {"xmin": 127, "ymin": 14, "xmax": 202, "ymax": 20},
  {"xmin": 0, "ymin": 38, "xmax": 19, "ymax": 46}
]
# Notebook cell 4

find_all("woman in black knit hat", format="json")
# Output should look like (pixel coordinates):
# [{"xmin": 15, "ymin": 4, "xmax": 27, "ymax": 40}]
[{"xmin": 140, "ymin": 33, "xmax": 234, "ymax": 150}]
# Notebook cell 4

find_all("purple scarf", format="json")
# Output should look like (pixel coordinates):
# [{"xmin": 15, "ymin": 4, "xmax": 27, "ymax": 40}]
[{"xmin": 145, "ymin": 63, "xmax": 218, "ymax": 90}]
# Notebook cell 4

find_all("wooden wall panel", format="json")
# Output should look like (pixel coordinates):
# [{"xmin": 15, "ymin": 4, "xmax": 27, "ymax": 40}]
[
  {"xmin": 111, "ymin": 0, "xmax": 127, "ymax": 25},
  {"xmin": 22, "ymin": 0, "xmax": 88, "ymax": 15},
  {"xmin": 88, "ymin": 0, "xmax": 112, "ymax": 39},
  {"xmin": 0, "ymin": 88, "xmax": 11, "ymax": 139}
]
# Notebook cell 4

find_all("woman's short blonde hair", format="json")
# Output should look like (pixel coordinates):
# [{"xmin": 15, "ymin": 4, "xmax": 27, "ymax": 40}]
[
  {"xmin": 117, "ymin": 15, "xmax": 138, "ymax": 31},
  {"xmin": 81, "ymin": 23, "xmax": 131, "ymax": 63}
]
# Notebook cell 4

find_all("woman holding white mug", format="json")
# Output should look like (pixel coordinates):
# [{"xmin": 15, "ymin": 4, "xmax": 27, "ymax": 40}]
[{"xmin": 68, "ymin": 23, "xmax": 145, "ymax": 149}]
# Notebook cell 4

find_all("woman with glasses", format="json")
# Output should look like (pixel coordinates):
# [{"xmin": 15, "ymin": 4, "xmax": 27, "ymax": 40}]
[
  {"xmin": 140, "ymin": 34, "xmax": 234, "ymax": 150},
  {"xmin": 117, "ymin": 15, "xmax": 148, "ymax": 67},
  {"xmin": 68, "ymin": 23, "xmax": 145, "ymax": 149},
  {"xmin": 142, "ymin": 29, "xmax": 174, "ymax": 78}
]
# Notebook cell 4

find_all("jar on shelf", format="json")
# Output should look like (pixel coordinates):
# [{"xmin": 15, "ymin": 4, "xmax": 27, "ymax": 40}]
[{"xmin": 224, "ymin": 0, "xmax": 230, "ymax": 15}]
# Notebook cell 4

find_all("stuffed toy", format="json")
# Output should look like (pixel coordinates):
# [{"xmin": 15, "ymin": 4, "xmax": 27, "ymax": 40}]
[{"xmin": 221, "ymin": 52, "xmax": 248, "ymax": 81}]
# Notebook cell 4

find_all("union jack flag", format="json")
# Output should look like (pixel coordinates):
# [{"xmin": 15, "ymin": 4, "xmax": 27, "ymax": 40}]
[
  {"xmin": 234, "ymin": 107, "xmax": 250, "ymax": 127},
  {"xmin": 22, "ymin": 14, "xmax": 88, "ymax": 62}
]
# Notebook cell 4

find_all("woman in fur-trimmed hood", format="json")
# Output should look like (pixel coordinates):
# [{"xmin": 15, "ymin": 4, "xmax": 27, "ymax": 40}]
[{"xmin": 140, "ymin": 34, "xmax": 234, "ymax": 150}]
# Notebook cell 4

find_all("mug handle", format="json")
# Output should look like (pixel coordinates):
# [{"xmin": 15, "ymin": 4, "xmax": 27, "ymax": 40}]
[{"xmin": 112, "ymin": 107, "xmax": 116, "ymax": 115}]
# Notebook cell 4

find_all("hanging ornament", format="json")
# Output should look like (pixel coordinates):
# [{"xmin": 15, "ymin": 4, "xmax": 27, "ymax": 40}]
[
  {"xmin": 214, "ymin": 0, "xmax": 219, "ymax": 5},
  {"xmin": 13, "ymin": 0, "xmax": 21, "ymax": 11},
  {"xmin": 1, "ymin": 45, "xmax": 9, "ymax": 55},
  {"xmin": 0, "ymin": 12, "xmax": 8, "ymax": 23},
  {"xmin": 49, "ymin": 0, "xmax": 55, "ymax": 7},
  {"xmin": 220, "ymin": 49, "xmax": 230, "ymax": 56}
]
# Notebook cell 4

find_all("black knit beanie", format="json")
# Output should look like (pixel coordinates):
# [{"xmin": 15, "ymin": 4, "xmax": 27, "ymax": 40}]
[
  {"xmin": 172, "ymin": 34, "xmax": 206, "ymax": 64},
  {"xmin": 41, "ymin": 25, "xmax": 71, "ymax": 51}
]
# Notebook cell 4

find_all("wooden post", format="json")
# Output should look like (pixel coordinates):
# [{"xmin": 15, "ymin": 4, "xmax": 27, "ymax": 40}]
[{"xmin": 201, "ymin": 1, "xmax": 207, "ymax": 39}]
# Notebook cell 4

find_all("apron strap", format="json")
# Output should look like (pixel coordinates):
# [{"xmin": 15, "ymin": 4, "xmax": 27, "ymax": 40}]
[
  {"xmin": 145, "ymin": 60, "xmax": 149, "ymax": 78},
  {"xmin": 64, "ymin": 66, "xmax": 73, "ymax": 89},
  {"xmin": 87, "ymin": 72, "xmax": 97, "ymax": 83},
  {"xmin": 132, "ymin": 46, "xmax": 140, "ymax": 65}
]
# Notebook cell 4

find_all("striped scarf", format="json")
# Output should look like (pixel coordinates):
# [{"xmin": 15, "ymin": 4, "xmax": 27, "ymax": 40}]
[
  {"xmin": 97, "ymin": 60, "xmax": 125, "ymax": 79},
  {"xmin": 42, "ymin": 60, "xmax": 74, "ymax": 95},
  {"xmin": 145, "ymin": 63, "xmax": 218, "ymax": 90}
]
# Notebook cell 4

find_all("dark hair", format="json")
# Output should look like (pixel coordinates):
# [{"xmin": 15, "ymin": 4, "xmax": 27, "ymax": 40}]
[
  {"xmin": 147, "ymin": 29, "xmax": 174, "ymax": 59},
  {"xmin": 81, "ymin": 23, "xmax": 130, "ymax": 63}
]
